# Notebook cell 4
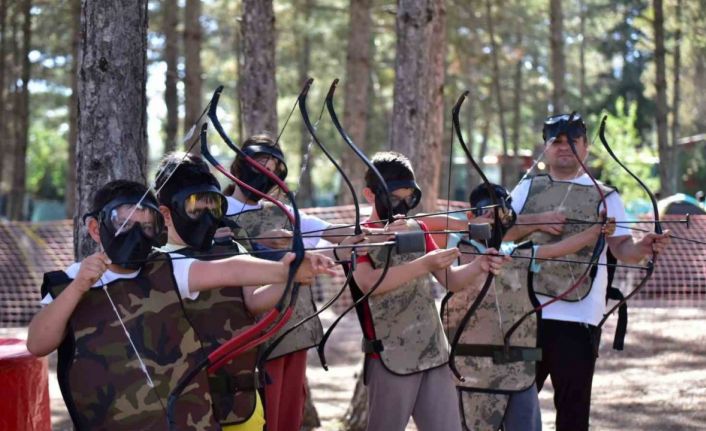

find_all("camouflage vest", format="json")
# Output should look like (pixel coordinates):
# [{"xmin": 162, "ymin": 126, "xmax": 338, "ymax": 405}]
[
  {"xmin": 175, "ymin": 243, "xmax": 258, "ymax": 426},
  {"xmin": 445, "ymin": 241, "xmax": 540, "ymax": 430},
  {"xmin": 226, "ymin": 201, "xmax": 323, "ymax": 359},
  {"xmin": 41, "ymin": 254, "xmax": 218, "ymax": 431},
  {"xmin": 519, "ymin": 174, "xmax": 615, "ymax": 300},
  {"xmin": 366, "ymin": 220, "xmax": 449, "ymax": 375},
  {"xmin": 458, "ymin": 391, "xmax": 509, "ymax": 431}
]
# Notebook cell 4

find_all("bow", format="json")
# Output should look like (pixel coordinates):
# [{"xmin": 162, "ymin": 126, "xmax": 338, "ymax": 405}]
[
  {"xmin": 446, "ymin": 91, "xmax": 505, "ymax": 380},
  {"xmin": 167, "ymin": 87, "xmax": 306, "ymax": 427},
  {"xmin": 315, "ymin": 78, "xmax": 396, "ymax": 370},
  {"xmin": 258, "ymin": 78, "xmax": 362, "ymax": 362},
  {"xmin": 596, "ymin": 115, "xmax": 662, "ymax": 342}
]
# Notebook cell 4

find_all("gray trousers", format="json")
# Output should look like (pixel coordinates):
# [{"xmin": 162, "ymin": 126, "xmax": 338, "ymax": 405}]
[
  {"xmin": 504, "ymin": 385, "xmax": 542, "ymax": 431},
  {"xmin": 365, "ymin": 358, "xmax": 462, "ymax": 431}
]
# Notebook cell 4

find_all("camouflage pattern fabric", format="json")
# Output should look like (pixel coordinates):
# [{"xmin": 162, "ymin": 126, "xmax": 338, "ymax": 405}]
[
  {"xmin": 227, "ymin": 202, "xmax": 323, "ymax": 359},
  {"xmin": 44, "ymin": 253, "xmax": 218, "ymax": 430},
  {"xmin": 366, "ymin": 220, "xmax": 449, "ymax": 375},
  {"xmin": 458, "ymin": 390, "xmax": 509, "ymax": 431},
  {"xmin": 176, "ymin": 243, "xmax": 259, "ymax": 426},
  {"xmin": 446, "ymin": 241, "xmax": 538, "ymax": 393},
  {"xmin": 519, "ymin": 175, "xmax": 615, "ymax": 300}
]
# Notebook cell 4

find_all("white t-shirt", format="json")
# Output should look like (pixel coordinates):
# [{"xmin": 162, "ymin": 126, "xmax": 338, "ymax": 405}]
[
  {"xmin": 225, "ymin": 195, "xmax": 331, "ymax": 249},
  {"xmin": 511, "ymin": 174, "xmax": 630, "ymax": 326},
  {"xmin": 40, "ymin": 256, "xmax": 197, "ymax": 305}
]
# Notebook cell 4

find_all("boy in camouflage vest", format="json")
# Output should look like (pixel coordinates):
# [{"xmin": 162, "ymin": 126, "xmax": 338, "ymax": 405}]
[
  {"xmin": 222, "ymin": 134, "xmax": 364, "ymax": 431},
  {"xmin": 447, "ymin": 183, "xmax": 615, "ymax": 431},
  {"xmin": 352, "ymin": 151, "xmax": 509, "ymax": 431},
  {"xmin": 27, "ymin": 180, "xmax": 335, "ymax": 431},
  {"xmin": 155, "ymin": 152, "xmax": 297, "ymax": 431}
]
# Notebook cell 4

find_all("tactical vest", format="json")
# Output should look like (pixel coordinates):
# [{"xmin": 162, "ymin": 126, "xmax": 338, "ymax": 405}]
[
  {"xmin": 175, "ymin": 243, "xmax": 259, "ymax": 426},
  {"xmin": 41, "ymin": 254, "xmax": 218, "ymax": 431},
  {"xmin": 444, "ymin": 240, "xmax": 540, "ymax": 431},
  {"xmin": 364, "ymin": 220, "xmax": 449, "ymax": 375},
  {"xmin": 226, "ymin": 201, "xmax": 323, "ymax": 359},
  {"xmin": 519, "ymin": 174, "xmax": 615, "ymax": 300}
]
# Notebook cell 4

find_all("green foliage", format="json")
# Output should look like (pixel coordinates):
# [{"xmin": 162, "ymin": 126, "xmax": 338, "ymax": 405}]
[
  {"xmin": 26, "ymin": 124, "xmax": 68, "ymax": 201},
  {"xmin": 588, "ymin": 98, "xmax": 659, "ymax": 203}
]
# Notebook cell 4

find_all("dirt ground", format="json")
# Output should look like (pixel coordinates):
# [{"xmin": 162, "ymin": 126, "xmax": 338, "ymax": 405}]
[
  {"xmin": 3, "ymin": 306, "xmax": 704, "ymax": 430},
  {"xmin": 308, "ymin": 306, "xmax": 706, "ymax": 431}
]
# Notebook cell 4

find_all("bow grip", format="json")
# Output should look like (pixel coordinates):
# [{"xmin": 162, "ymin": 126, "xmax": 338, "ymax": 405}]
[
  {"xmin": 394, "ymin": 231, "xmax": 427, "ymax": 254},
  {"xmin": 468, "ymin": 223, "xmax": 492, "ymax": 241}
]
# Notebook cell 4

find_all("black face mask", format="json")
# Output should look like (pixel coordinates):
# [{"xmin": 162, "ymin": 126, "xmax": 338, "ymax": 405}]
[
  {"xmin": 100, "ymin": 223, "xmax": 155, "ymax": 270},
  {"xmin": 374, "ymin": 179, "xmax": 422, "ymax": 222},
  {"xmin": 237, "ymin": 144, "xmax": 288, "ymax": 202},
  {"xmin": 169, "ymin": 186, "xmax": 226, "ymax": 252},
  {"xmin": 375, "ymin": 196, "xmax": 413, "ymax": 221},
  {"xmin": 239, "ymin": 165, "xmax": 279, "ymax": 201},
  {"xmin": 173, "ymin": 211, "xmax": 220, "ymax": 251}
]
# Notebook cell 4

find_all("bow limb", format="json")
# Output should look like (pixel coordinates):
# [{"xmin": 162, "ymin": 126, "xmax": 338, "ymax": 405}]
[
  {"xmin": 596, "ymin": 115, "xmax": 661, "ymax": 332},
  {"xmin": 314, "ymin": 78, "xmax": 395, "ymax": 370},
  {"xmin": 258, "ymin": 78, "xmax": 363, "ymax": 363},
  {"xmin": 167, "ymin": 88, "xmax": 305, "ymax": 428},
  {"xmin": 447, "ymin": 91, "xmax": 504, "ymax": 381}
]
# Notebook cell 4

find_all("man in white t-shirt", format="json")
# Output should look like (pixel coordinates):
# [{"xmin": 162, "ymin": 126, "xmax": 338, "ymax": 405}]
[{"xmin": 508, "ymin": 114, "xmax": 670, "ymax": 431}]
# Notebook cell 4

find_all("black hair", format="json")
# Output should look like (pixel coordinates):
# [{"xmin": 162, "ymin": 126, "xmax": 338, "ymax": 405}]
[
  {"xmin": 89, "ymin": 180, "xmax": 153, "ymax": 214},
  {"xmin": 364, "ymin": 151, "xmax": 416, "ymax": 191},
  {"xmin": 468, "ymin": 183, "xmax": 510, "ymax": 207},
  {"xmin": 155, "ymin": 152, "xmax": 221, "ymax": 207}
]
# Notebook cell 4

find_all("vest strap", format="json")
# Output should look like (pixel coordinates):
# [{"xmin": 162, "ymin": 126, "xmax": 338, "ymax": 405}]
[
  {"xmin": 208, "ymin": 371, "xmax": 260, "ymax": 393},
  {"xmin": 361, "ymin": 338, "xmax": 384, "ymax": 354},
  {"xmin": 394, "ymin": 230, "xmax": 427, "ymax": 254},
  {"xmin": 454, "ymin": 344, "xmax": 542, "ymax": 364},
  {"xmin": 606, "ymin": 287, "xmax": 628, "ymax": 351}
]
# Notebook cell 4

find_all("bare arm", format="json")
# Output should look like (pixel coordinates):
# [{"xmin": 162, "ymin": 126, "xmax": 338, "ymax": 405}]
[
  {"xmin": 352, "ymin": 248, "xmax": 460, "ymax": 296},
  {"xmin": 188, "ymin": 252, "xmax": 336, "ymax": 293},
  {"xmin": 27, "ymin": 252, "xmax": 110, "ymax": 356},
  {"xmin": 416, "ymin": 214, "xmax": 468, "ymax": 248},
  {"xmin": 503, "ymin": 212, "xmax": 566, "ymax": 241},
  {"xmin": 243, "ymin": 284, "xmax": 287, "ymax": 315},
  {"xmin": 434, "ymin": 248, "xmax": 511, "ymax": 292},
  {"xmin": 607, "ymin": 230, "xmax": 671, "ymax": 264}
]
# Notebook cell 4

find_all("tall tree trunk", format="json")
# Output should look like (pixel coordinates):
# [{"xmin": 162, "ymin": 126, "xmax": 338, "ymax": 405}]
[
  {"xmin": 695, "ymin": 51, "xmax": 706, "ymax": 133},
  {"xmin": 164, "ymin": 0, "xmax": 179, "ymax": 153},
  {"xmin": 183, "ymin": 0, "xmax": 202, "ymax": 153},
  {"xmin": 234, "ymin": 6, "xmax": 244, "ymax": 140},
  {"xmin": 670, "ymin": 0, "xmax": 682, "ymax": 194},
  {"xmin": 242, "ymin": 0, "xmax": 277, "ymax": 136},
  {"xmin": 549, "ymin": 0, "xmax": 565, "ymax": 113},
  {"xmin": 76, "ymin": 0, "xmax": 149, "ymax": 259},
  {"xmin": 2, "ymin": 0, "xmax": 18, "ymax": 203},
  {"xmin": 510, "ymin": 24, "xmax": 523, "ymax": 185},
  {"xmin": 342, "ymin": 369, "xmax": 368, "ymax": 431},
  {"xmin": 8, "ymin": 0, "xmax": 31, "ymax": 220},
  {"xmin": 338, "ymin": 0, "xmax": 373, "ymax": 206},
  {"xmin": 423, "ymin": 0, "xmax": 446, "ymax": 210},
  {"xmin": 296, "ymin": 0, "xmax": 315, "ymax": 207},
  {"xmin": 390, "ymin": 0, "xmax": 441, "ymax": 212},
  {"xmin": 0, "ymin": 0, "xmax": 7, "ymax": 200},
  {"xmin": 485, "ymin": 0, "xmax": 510, "ymax": 186},
  {"xmin": 579, "ymin": 0, "xmax": 587, "ymax": 104},
  {"xmin": 652, "ymin": 0, "xmax": 672, "ymax": 196},
  {"xmin": 66, "ymin": 0, "xmax": 81, "ymax": 218}
]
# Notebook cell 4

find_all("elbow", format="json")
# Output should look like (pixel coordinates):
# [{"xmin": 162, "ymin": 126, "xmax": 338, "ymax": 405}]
[{"xmin": 25, "ymin": 336, "xmax": 51, "ymax": 358}]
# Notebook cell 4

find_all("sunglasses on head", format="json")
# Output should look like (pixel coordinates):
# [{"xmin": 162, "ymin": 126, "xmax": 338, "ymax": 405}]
[{"xmin": 542, "ymin": 113, "xmax": 587, "ymax": 143}]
